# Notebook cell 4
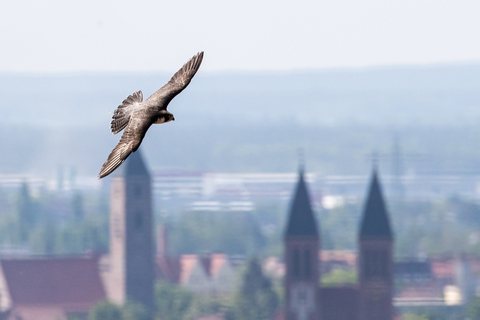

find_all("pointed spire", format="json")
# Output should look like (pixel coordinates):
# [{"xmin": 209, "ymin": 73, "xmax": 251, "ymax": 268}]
[
  {"xmin": 112, "ymin": 149, "xmax": 150, "ymax": 177},
  {"xmin": 285, "ymin": 168, "xmax": 318, "ymax": 237},
  {"xmin": 360, "ymin": 168, "xmax": 393, "ymax": 239},
  {"xmin": 372, "ymin": 150, "xmax": 379, "ymax": 171},
  {"xmin": 297, "ymin": 147, "xmax": 305, "ymax": 174}
]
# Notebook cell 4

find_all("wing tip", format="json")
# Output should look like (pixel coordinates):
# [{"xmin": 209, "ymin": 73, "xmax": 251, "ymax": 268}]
[
  {"xmin": 98, "ymin": 153, "xmax": 123, "ymax": 179},
  {"xmin": 98, "ymin": 164, "xmax": 113, "ymax": 179},
  {"xmin": 187, "ymin": 51, "xmax": 204, "ymax": 71},
  {"xmin": 98, "ymin": 161, "xmax": 122, "ymax": 179},
  {"xmin": 195, "ymin": 51, "xmax": 204, "ymax": 64},
  {"xmin": 98, "ymin": 141, "xmax": 133, "ymax": 179}
]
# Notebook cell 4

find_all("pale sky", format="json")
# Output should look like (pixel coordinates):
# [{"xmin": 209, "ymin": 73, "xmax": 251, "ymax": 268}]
[{"xmin": 1, "ymin": 0, "xmax": 480, "ymax": 73}]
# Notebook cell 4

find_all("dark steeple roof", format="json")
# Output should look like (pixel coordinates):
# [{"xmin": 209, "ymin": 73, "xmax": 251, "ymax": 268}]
[
  {"xmin": 359, "ymin": 169, "xmax": 393, "ymax": 239},
  {"xmin": 112, "ymin": 149, "xmax": 150, "ymax": 178},
  {"xmin": 285, "ymin": 168, "xmax": 319, "ymax": 237}
]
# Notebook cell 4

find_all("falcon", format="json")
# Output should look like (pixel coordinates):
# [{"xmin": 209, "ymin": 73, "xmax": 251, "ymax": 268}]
[{"xmin": 98, "ymin": 52, "xmax": 204, "ymax": 178}]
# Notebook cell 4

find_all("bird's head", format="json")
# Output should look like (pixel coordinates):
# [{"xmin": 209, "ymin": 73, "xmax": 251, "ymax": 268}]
[
  {"xmin": 166, "ymin": 113, "xmax": 175, "ymax": 122},
  {"xmin": 155, "ymin": 111, "xmax": 175, "ymax": 124}
]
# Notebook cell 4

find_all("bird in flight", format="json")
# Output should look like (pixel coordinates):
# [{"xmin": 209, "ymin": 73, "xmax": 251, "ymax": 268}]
[{"xmin": 98, "ymin": 52, "xmax": 204, "ymax": 178}]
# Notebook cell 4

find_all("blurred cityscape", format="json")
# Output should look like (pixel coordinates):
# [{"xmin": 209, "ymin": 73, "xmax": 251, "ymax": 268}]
[{"xmin": 1, "ymin": 66, "xmax": 480, "ymax": 320}]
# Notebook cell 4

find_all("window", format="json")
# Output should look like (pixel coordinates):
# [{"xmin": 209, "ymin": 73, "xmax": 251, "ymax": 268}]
[
  {"xmin": 304, "ymin": 249, "xmax": 311, "ymax": 278},
  {"xmin": 293, "ymin": 248, "xmax": 300, "ymax": 278},
  {"xmin": 364, "ymin": 249, "xmax": 388, "ymax": 279}
]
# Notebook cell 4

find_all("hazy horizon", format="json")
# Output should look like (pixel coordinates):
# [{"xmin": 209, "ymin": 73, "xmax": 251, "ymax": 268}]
[{"xmin": 1, "ymin": 63, "xmax": 480, "ymax": 178}]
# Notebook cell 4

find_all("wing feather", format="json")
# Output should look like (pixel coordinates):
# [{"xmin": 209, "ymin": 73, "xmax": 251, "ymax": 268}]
[
  {"xmin": 147, "ymin": 52, "xmax": 204, "ymax": 104},
  {"xmin": 99, "ymin": 119, "xmax": 149, "ymax": 178},
  {"xmin": 110, "ymin": 90, "xmax": 143, "ymax": 134}
]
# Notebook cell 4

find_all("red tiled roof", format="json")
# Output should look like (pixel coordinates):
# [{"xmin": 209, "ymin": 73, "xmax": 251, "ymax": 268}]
[
  {"xmin": 157, "ymin": 254, "xmax": 235, "ymax": 284},
  {"xmin": 156, "ymin": 256, "xmax": 180, "ymax": 283},
  {"xmin": 210, "ymin": 254, "xmax": 227, "ymax": 278},
  {"xmin": 8, "ymin": 305, "xmax": 65, "ymax": 320},
  {"xmin": 394, "ymin": 281, "xmax": 443, "ymax": 299},
  {"xmin": 1, "ymin": 257, "xmax": 105, "ymax": 312},
  {"xmin": 430, "ymin": 260, "xmax": 454, "ymax": 279},
  {"xmin": 263, "ymin": 257, "xmax": 285, "ymax": 278},
  {"xmin": 179, "ymin": 255, "xmax": 200, "ymax": 284},
  {"xmin": 320, "ymin": 250, "xmax": 357, "ymax": 266}
]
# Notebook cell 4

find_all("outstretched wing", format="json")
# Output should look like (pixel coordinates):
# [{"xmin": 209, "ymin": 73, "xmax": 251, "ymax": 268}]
[
  {"xmin": 111, "ymin": 90, "xmax": 143, "ymax": 134},
  {"xmin": 99, "ymin": 119, "xmax": 151, "ymax": 178},
  {"xmin": 147, "ymin": 52, "xmax": 204, "ymax": 105}
]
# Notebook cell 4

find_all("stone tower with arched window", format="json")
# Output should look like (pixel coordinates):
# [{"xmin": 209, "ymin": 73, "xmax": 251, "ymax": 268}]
[
  {"xmin": 108, "ymin": 150, "xmax": 154, "ymax": 312},
  {"xmin": 285, "ymin": 168, "xmax": 320, "ymax": 320},
  {"xmin": 358, "ymin": 169, "xmax": 394, "ymax": 320}
]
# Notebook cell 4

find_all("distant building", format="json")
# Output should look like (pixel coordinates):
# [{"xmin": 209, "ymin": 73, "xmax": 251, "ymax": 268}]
[
  {"xmin": 394, "ymin": 254, "xmax": 479, "ymax": 309},
  {"xmin": 156, "ymin": 226, "xmax": 240, "ymax": 294},
  {"xmin": 284, "ymin": 167, "xmax": 321, "ymax": 320},
  {"xmin": 358, "ymin": 169, "xmax": 394, "ymax": 320},
  {"xmin": 281, "ymin": 167, "xmax": 394, "ymax": 320},
  {"xmin": 101, "ymin": 150, "xmax": 154, "ymax": 311},
  {"xmin": 395, "ymin": 261, "xmax": 431, "ymax": 283},
  {"xmin": 0, "ymin": 256, "xmax": 105, "ymax": 320},
  {"xmin": 0, "ymin": 151, "xmax": 156, "ymax": 320}
]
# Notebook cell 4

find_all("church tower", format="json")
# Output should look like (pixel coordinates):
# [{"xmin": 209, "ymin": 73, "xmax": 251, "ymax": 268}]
[
  {"xmin": 358, "ymin": 169, "xmax": 394, "ymax": 320},
  {"xmin": 108, "ymin": 150, "xmax": 154, "ymax": 312},
  {"xmin": 285, "ymin": 168, "xmax": 320, "ymax": 320}
]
